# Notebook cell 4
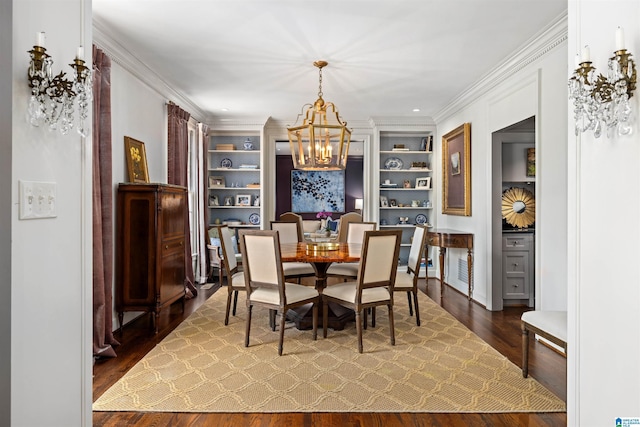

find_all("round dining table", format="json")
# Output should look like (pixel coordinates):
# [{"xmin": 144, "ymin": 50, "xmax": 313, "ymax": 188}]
[
  {"xmin": 279, "ymin": 242, "xmax": 361, "ymax": 290},
  {"xmin": 279, "ymin": 241, "xmax": 362, "ymax": 330}
]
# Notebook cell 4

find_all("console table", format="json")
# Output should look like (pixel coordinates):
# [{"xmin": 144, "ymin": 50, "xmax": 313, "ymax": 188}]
[{"xmin": 427, "ymin": 228, "xmax": 474, "ymax": 300}]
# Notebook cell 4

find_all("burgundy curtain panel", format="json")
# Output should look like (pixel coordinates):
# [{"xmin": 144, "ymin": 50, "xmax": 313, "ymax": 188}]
[
  {"xmin": 92, "ymin": 46, "xmax": 119, "ymax": 358},
  {"xmin": 167, "ymin": 103, "xmax": 197, "ymax": 298}
]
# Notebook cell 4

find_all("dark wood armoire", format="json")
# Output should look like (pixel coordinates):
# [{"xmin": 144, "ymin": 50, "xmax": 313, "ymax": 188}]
[{"xmin": 116, "ymin": 183, "xmax": 187, "ymax": 334}]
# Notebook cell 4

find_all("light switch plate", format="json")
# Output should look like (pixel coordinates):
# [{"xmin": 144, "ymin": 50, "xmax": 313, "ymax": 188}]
[{"xmin": 19, "ymin": 180, "xmax": 57, "ymax": 220}]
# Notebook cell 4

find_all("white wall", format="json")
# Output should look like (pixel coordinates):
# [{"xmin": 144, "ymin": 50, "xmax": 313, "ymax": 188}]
[
  {"xmin": 434, "ymin": 26, "xmax": 568, "ymax": 312},
  {"xmin": 111, "ymin": 64, "xmax": 168, "ymax": 184},
  {"xmin": 568, "ymin": 1, "xmax": 640, "ymax": 425},
  {"xmin": 109, "ymin": 61, "xmax": 170, "ymax": 326},
  {"xmin": 10, "ymin": 1, "xmax": 92, "ymax": 426}
]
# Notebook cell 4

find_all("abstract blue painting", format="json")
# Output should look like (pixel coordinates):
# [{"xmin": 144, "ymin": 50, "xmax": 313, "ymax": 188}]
[{"xmin": 291, "ymin": 170, "xmax": 345, "ymax": 213}]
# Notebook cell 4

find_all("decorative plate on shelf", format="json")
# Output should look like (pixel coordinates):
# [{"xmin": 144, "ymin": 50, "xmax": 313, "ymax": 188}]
[
  {"xmin": 220, "ymin": 158, "xmax": 232, "ymax": 168},
  {"xmin": 415, "ymin": 214, "xmax": 428, "ymax": 225},
  {"xmin": 384, "ymin": 157, "xmax": 403, "ymax": 170},
  {"xmin": 248, "ymin": 213, "xmax": 260, "ymax": 225}
]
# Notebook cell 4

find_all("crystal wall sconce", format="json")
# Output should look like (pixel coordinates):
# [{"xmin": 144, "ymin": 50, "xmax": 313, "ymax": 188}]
[
  {"xmin": 27, "ymin": 32, "xmax": 92, "ymax": 136},
  {"xmin": 568, "ymin": 27, "xmax": 636, "ymax": 138}
]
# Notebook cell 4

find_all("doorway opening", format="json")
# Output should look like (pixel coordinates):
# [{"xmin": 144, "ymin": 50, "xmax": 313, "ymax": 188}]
[{"xmin": 490, "ymin": 116, "xmax": 536, "ymax": 310}]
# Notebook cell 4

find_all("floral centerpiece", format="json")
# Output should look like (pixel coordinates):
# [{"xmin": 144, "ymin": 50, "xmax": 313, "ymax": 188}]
[{"xmin": 316, "ymin": 211, "xmax": 332, "ymax": 234}]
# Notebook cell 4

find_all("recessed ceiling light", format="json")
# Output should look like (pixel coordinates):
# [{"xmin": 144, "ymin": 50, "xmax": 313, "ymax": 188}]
[
  {"xmin": 412, "ymin": 108, "xmax": 420, "ymax": 112},
  {"xmin": 221, "ymin": 108, "xmax": 229, "ymax": 112}
]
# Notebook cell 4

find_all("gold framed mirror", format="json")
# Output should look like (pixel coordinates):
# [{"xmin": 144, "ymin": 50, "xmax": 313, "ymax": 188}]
[{"xmin": 501, "ymin": 187, "xmax": 535, "ymax": 228}]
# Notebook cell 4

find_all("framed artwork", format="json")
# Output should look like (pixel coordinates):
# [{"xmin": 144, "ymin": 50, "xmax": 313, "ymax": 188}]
[
  {"xmin": 450, "ymin": 152, "xmax": 461, "ymax": 175},
  {"xmin": 389, "ymin": 198, "xmax": 398, "ymax": 207},
  {"xmin": 209, "ymin": 175, "xmax": 225, "ymax": 188},
  {"xmin": 209, "ymin": 194, "xmax": 219, "ymax": 206},
  {"xmin": 526, "ymin": 148, "xmax": 535, "ymax": 177},
  {"xmin": 124, "ymin": 136, "xmax": 149, "ymax": 183},
  {"xmin": 442, "ymin": 123, "xmax": 471, "ymax": 216},
  {"xmin": 420, "ymin": 135, "xmax": 433, "ymax": 152},
  {"xmin": 403, "ymin": 180, "xmax": 411, "ymax": 188},
  {"xmin": 380, "ymin": 195, "xmax": 388, "ymax": 207},
  {"xmin": 291, "ymin": 170, "xmax": 345, "ymax": 213},
  {"xmin": 235, "ymin": 194, "xmax": 251, "ymax": 206},
  {"xmin": 223, "ymin": 196, "xmax": 234, "ymax": 206},
  {"xmin": 415, "ymin": 177, "xmax": 431, "ymax": 189}
]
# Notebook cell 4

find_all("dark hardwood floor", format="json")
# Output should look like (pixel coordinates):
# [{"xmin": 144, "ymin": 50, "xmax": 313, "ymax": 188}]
[{"xmin": 93, "ymin": 278, "xmax": 567, "ymax": 427}]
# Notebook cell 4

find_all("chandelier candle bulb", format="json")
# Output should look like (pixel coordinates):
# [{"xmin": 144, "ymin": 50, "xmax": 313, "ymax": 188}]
[
  {"xmin": 581, "ymin": 45, "xmax": 590, "ymax": 63},
  {"xmin": 76, "ymin": 46, "xmax": 84, "ymax": 60},
  {"xmin": 616, "ymin": 26, "xmax": 625, "ymax": 51},
  {"xmin": 36, "ymin": 32, "xmax": 45, "ymax": 47}
]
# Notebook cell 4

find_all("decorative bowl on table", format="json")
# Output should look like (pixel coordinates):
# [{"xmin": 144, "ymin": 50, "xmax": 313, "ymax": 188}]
[{"xmin": 306, "ymin": 242, "xmax": 340, "ymax": 252}]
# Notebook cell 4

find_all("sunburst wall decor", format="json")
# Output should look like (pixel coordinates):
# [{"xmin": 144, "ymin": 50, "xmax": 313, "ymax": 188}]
[{"xmin": 501, "ymin": 187, "xmax": 535, "ymax": 228}]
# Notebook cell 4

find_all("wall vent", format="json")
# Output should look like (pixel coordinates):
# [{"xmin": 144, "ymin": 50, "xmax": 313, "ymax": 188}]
[{"xmin": 457, "ymin": 258, "xmax": 474, "ymax": 285}]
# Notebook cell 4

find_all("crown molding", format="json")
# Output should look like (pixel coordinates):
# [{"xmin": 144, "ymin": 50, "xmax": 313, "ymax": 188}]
[
  {"xmin": 209, "ymin": 117, "xmax": 270, "ymax": 128},
  {"xmin": 92, "ymin": 17, "xmax": 208, "ymax": 123},
  {"xmin": 369, "ymin": 116, "xmax": 437, "ymax": 129},
  {"xmin": 433, "ymin": 11, "xmax": 568, "ymax": 123}
]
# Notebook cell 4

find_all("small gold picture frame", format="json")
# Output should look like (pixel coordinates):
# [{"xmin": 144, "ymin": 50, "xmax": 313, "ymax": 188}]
[{"xmin": 124, "ymin": 136, "xmax": 149, "ymax": 183}]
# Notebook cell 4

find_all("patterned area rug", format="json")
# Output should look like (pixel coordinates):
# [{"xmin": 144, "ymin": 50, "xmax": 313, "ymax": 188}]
[{"xmin": 93, "ymin": 289, "xmax": 565, "ymax": 413}]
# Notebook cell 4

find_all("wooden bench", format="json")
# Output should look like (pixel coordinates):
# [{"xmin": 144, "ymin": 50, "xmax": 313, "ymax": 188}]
[{"xmin": 521, "ymin": 310, "xmax": 567, "ymax": 378}]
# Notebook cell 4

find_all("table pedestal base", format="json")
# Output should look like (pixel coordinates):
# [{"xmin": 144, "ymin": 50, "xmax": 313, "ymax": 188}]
[{"xmin": 287, "ymin": 302, "xmax": 354, "ymax": 331}]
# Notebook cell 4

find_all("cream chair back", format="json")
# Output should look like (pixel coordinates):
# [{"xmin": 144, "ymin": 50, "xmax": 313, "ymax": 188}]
[
  {"xmin": 359, "ymin": 230, "xmax": 401, "ymax": 287},
  {"xmin": 241, "ymin": 230, "xmax": 281, "ymax": 291},
  {"xmin": 407, "ymin": 224, "xmax": 427, "ymax": 274},
  {"xmin": 217, "ymin": 225, "xmax": 237, "ymax": 272},
  {"xmin": 346, "ymin": 222, "xmax": 376, "ymax": 244},
  {"xmin": 270, "ymin": 221, "xmax": 301, "ymax": 244},
  {"xmin": 337, "ymin": 212, "xmax": 363, "ymax": 242}
]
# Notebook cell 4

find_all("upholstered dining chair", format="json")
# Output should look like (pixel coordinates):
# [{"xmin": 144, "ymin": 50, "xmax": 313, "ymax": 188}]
[
  {"xmin": 206, "ymin": 226, "xmax": 222, "ymax": 283},
  {"xmin": 322, "ymin": 229, "xmax": 402, "ymax": 353},
  {"xmin": 394, "ymin": 224, "xmax": 428, "ymax": 326},
  {"xmin": 279, "ymin": 211, "xmax": 304, "ymax": 230},
  {"xmin": 215, "ymin": 225, "xmax": 246, "ymax": 325},
  {"xmin": 238, "ymin": 230, "xmax": 320, "ymax": 356},
  {"xmin": 270, "ymin": 221, "xmax": 316, "ymax": 283},
  {"xmin": 336, "ymin": 211, "xmax": 363, "ymax": 243},
  {"xmin": 372, "ymin": 224, "xmax": 427, "ymax": 327},
  {"xmin": 326, "ymin": 221, "xmax": 376, "ymax": 280}
]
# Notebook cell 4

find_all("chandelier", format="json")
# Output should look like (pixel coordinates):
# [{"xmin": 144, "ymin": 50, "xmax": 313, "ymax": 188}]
[
  {"xmin": 287, "ymin": 61, "xmax": 351, "ymax": 170},
  {"xmin": 568, "ymin": 27, "xmax": 636, "ymax": 138},
  {"xmin": 27, "ymin": 32, "xmax": 92, "ymax": 136}
]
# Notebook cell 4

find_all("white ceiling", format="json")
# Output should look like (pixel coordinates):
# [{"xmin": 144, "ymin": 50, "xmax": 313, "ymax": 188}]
[{"xmin": 92, "ymin": 0, "xmax": 567, "ymax": 124}]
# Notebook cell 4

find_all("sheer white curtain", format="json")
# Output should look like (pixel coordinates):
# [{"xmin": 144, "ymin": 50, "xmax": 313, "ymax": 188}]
[{"xmin": 193, "ymin": 122, "xmax": 209, "ymax": 282}]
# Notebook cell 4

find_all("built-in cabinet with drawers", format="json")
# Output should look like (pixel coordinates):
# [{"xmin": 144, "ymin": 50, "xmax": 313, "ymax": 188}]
[
  {"xmin": 501, "ymin": 139, "xmax": 535, "ymax": 307},
  {"xmin": 207, "ymin": 133, "xmax": 263, "ymax": 230},
  {"xmin": 116, "ymin": 183, "xmax": 187, "ymax": 334},
  {"xmin": 502, "ymin": 232, "xmax": 534, "ymax": 306},
  {"xmin": 376, "ymin": 130, "xmax": 436, "ymax": 277}
]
